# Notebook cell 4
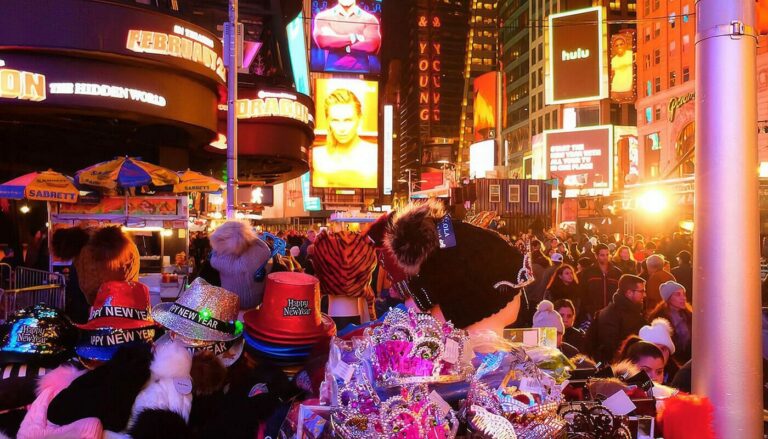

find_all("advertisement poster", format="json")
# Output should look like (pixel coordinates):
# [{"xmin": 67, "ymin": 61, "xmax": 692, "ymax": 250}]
[
  {"xmin": 547, "ymin": 7, "xmax": 607, "ymax": 104},
  {"xmin": 312, "ymin": 78, "xmax": 379, "ymax": 189},
  {"xmin": 469, "ymin": 140, "xmax": 495, "ymax": 179},
  {"xmin": 545, "ymin": 126, "xmax": 613, "ymax": 197},
  {"xmin": 310, "ymin": 0, "xmax": 383, "ymax": 74},
  {"xmin": 610, "ymin": 30, "xmax": 637, "ymax": 103},
  {"xmin": 473, "ymin": 72, "xmax": 506, "ymax": 141},
  {"xmin": 58, "ymin": 197, "xmax": 180, "ymax": 216}
]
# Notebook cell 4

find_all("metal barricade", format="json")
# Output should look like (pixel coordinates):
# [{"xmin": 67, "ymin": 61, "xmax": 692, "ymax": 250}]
[
  {"xmin": 0, "ymin": 263, "xmax": 12, "ymax": 290},
  {"xmin": 0, "ymin": 266, "xmax": 66, "ymax": 321}
]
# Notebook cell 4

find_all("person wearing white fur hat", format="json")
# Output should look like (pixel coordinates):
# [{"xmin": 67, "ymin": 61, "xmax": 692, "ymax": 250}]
[
  {"xmin": 639, "ymin": 318, "xmax": 680, "ymax": 384},
  {"xmin": 533, "ymin": 300, "xmax": 579, "ymax": 358}
]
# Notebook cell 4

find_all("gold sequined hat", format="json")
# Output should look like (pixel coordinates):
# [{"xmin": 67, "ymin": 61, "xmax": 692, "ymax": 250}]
[{"xmin": 152, "ymin": 277, "xmax": 243, "ymax": 342}]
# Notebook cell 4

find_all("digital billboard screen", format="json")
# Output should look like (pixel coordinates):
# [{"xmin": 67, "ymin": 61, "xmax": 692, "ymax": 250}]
[
  {"xmin": 312, "ymin": 78, "xmax": 379, "ymax": 188},
  {"xmin": 473, "ymin": 72, "xmax": 505, "ymax": 141},
  {"xmin": 545, "ymin": 126, "xmax": 613, "ymax": 197},
  {"xmin": 286, "ymin": 12, "xmax": 310, "ymax": 95},
  {"xmin": 610, "ymin": 30, "xmax": 636, "ymax": 103},
  {"xmin": 547, "ymin": 7, "xmax": 607, "ymax": 104},
  {"xmin": 469, "ymin": 140, "xmax": 495, "ymax": 179},
  {"xmin": 310, "ymin": 0, "xmax": 383, "ymax": 74}
]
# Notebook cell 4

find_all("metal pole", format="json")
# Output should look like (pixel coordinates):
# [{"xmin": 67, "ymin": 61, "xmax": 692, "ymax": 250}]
[
  {"xmin": 496, "ymin": 70, "xmax": 503, "ymax": 169},
  {"xmin": 226, "ymin": 0, "xmax": 239, "ymax": 220},
  {"xmin": 693, "ymin": 1, "xmax": 762, "ymax": 437},
  {"xmin": 407, "ymin": 169, "xmax": 412, "ymax": 201}
]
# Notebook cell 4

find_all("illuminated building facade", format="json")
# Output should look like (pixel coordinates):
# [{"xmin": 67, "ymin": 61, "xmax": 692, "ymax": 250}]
[
  {"xmin": 500, "ymin": 0, "xmax": 530, "ymax": 178},
  {"xmin": 398, "ymin": 0, "xmax": 470, "ymax": 189},
  {"xmin": 457, "ymin": 0, "xmax": 499, "ymax": 175}
]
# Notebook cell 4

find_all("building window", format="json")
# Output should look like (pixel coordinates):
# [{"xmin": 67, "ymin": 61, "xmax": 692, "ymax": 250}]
[
  {"xmin": 653, "ymin": 0, "xmax": 660, "ymax": 10},
  {"xmin": 509, "ymin": 185, "xmax": 520, "ymax": 203},
  {"xmin": 644, "ymin": 54, "xmax": 651, "ymax": 69},
  {"xmin": 655, "ymin": 22, "xmax": 661, "ymax": 38},
  {"xmin": 528, "ymin": 185, "xmax": 540, "ymax": 203},
  {"xmin": 655, "ymin": 106, "xmax": 662, "ymax": 121},
  {"xmin": 683, "ymin": 66, "xmax": 690, "ymax": 82},
  {"xmin": 490, "ymin": 184, "xmax": 501, "ymax": 203},
  {"xmin": 683, "ymin": 4, "xmax": 690, "ymax": 22},
  {"xmin": 645, "ymin": 133, "xmax": 661, "ymax": 177},
  {"xmin": 670, "ymin": 41, "xmax": 676, "ymax": 52},
  {"xmin": 654, "ymin": 49, "xmax": 660, "ymax": 64},
  {"xmin": 683, "ymin": 34, "xmax": 690, "ymax": 45},
  {"xmin": 669, "ymin": 12, "xmax": 676, "ymax": 28},
  {"xmin": 645, "ymin": 27, "xmax": 651, "ymax": 42},
  {"xmin": 670, "ymin": 71, "xmax": 677, "ymax": 86},
  {"xmin": 645, "ymin": 107, "xmax": 653, "ymax": 123},
  {"xmin": 654, "ymin": 77, "xmax": 661, "ymax": 92},
  {"xmin": 644, "ymin": 0, "xmax": 650, "ymax": 15},
  {"xmin": 646, "ymin": 80, "xmax": 652, "ymax": 96},
  {"xmin": 676, "ymin": 122, "xmax": 696, "ymax": 177}
]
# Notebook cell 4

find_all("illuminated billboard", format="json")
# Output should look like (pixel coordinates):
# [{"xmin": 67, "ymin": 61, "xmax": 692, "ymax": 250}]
[
  {"xmin": 383, "ymin": 104, "xmax": 393, "ymax": 195},
  {"xmin": 312, "ymin": 78, "xmax": 379, "ymax": 188},
  {"xmin": 469, "ymin": 140, "xmax": 495, "ymax": 179},
  {"xmin": 473, "ymin": 72, "xmax": 505, "ymax": 141},
  {"xmin": 544, "ymin": 126, "xmax": 613, "ymax": 197},
  {"xmin": 286, "ymin": 12, "xmax": 310, "ymax": 95},
  {"xmin": 609, "ymin": 30, "xmax": 637, "ymax": 103},
  {"xmin": 310, "ymin": 0, "xmax": 382, "ymax": 74},
  {"xmin": 547, "ymin": 7, "xmax": 607, "ymax": 104}
]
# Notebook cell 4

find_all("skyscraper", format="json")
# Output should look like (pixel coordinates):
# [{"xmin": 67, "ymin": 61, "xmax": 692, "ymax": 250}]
[
  {"xmin": 398, "ymin": 0, "xmax": 470, "ymax": 192},
  {"xmin": 500, "ymin": 0, "xmax": 530, "ymax": 177},
  {"xmin": 457, "ymin": 0, "xmax": 499, "ymax": 175}
]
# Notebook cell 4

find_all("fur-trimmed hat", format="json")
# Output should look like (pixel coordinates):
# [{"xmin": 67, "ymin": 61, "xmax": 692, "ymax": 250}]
[
  {"xmin": 51, "ymin": 226, "xmax": 140, "ymax": 305},
  {"xmin": 639, "ymin": 318, "xmax": 676, "ymax": 354},
  {"xmin": 386, "ymin": 200, "xmax": 532, "ymax": 329}
]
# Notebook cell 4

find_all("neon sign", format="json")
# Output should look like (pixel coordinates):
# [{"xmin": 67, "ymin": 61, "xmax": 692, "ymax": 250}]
[
  {"xmin": 218, "ymin": 92, "xmax": 310, "ymax": 124},
  {"xmin": 0, "ymin": 68, "xmax": 46, "ymax": 101},
  {"xmin": 418, "ymin": 13, "xmax": 441, "ymax": 122},
  {"xmin": 49, "ymin": 82, "xmax": 166, "ymax": 107},
  {"xmin": 126, "ymin": 28, "xmax": 226, "ymax": 81}
]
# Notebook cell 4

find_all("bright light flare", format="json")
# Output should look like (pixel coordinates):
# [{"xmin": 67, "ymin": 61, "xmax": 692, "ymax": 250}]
[{"xmin": 637, "ymin": 189, "xmax": 668, "ymax": 214}]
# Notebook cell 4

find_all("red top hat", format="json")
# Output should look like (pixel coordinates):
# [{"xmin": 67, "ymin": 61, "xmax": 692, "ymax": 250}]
[
  {"xmin": 77, "ymin": 281, "xmax": 155, "ymax": 330},
  {"xmin": 244, "ymin": 272, "xmax": 335, "ymax": 345}
]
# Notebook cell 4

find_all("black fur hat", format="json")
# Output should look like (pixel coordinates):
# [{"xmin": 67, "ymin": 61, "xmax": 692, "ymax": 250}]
[{"xmin": 386, "ymin": 200, "xmax": 532, "ymax": 329}]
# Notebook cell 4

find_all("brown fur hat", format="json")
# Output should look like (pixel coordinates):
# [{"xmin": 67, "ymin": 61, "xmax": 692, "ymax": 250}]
[
  {"xmin": 385, "ymin": 199, "xmax": 446, "ymax": 275},
  {"xmin": 51, "ymin": 227, "xmax": 91, "ymax": 260}
]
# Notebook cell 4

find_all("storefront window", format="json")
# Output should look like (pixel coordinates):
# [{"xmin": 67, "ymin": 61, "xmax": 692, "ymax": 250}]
[
  {"xmin": 645, "ymin": 133, "xmax": 661, "ymax": 177},
  {"xmin": 676, "ymin": 122, "xmax": 695, "ymax": 177}
]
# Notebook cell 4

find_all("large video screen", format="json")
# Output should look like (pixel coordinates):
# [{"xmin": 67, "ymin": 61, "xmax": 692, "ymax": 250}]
[
  {"xmin": 545, "ymin": 126, "xmax": 613, "ymax": 197},
  {"xmin": 312, "ymin": 78, "xmax": 379, "ymax": 188},
  {"xmin": 310, "ymin": 0, "xmax": 383, "ymax": 74},
  {"xmin": 473, "ymin": 72, "xmax": 505, "ymax": 141},
  {"xmin": 547, "ymin": 7, "xmax": 607, "ymax": 104}
]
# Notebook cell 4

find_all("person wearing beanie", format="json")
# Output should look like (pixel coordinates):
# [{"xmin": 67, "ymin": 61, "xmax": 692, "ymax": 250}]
[
  {"xmin": 639, "ymin": 318, "xmax": 680, "ymax": 384},
  {"xmin": 209, "ymin": 221, "xmax": 272, "ymax": 309},
  {"xmin": 533, "ymin": 300, "xmax": 579, "ymax": 357},
  {"xmin": 649, "ymin": 281, "xmax": 692, "ymax": 363}
]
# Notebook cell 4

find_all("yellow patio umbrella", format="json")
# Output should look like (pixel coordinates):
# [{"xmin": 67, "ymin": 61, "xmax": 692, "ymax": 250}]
[
  {"xmin": 173, "ymin": 169, "xmax": 224, "ymax": 193},
  {"xmin": 0, "ymin": 170, "xmax": 79, "ymax": 203}
]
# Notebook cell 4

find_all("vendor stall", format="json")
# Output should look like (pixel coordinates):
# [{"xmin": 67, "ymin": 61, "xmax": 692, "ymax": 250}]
[{"xmin": 50, "ymin": 195, "xmax": 189, "ymax": 305}]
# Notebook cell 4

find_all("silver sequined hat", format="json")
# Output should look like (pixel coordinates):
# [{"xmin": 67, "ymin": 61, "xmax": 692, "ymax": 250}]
[{"xmin": 152, "ymin": 278, "xmax": 243, "ymax": 342}]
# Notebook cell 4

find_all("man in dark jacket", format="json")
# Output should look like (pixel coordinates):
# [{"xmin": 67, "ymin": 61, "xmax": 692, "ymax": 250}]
[
  {"xmin": 579, "ymin": 243, "xmax": 623, "ymax": 321},
  {"xmin": 586, "ymin": 274, "xmax": 648, "ymax": 364}
]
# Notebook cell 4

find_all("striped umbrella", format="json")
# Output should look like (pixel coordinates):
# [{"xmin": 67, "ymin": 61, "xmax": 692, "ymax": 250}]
[
  {"xmin": 76, "ymin": 157, "xmax": 180, "ymax": 190},
  {"xmin": 173, "ymin": 169, "xmax": 224, "ymax": 193},
  {"xmin": 0, "ymin": 170, "xmax": 79, "ymax": 203}
]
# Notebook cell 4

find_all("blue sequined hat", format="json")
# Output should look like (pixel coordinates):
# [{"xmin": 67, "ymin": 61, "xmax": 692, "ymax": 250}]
[{"xmin": 0, "ymin": 304, "xmax": 78, "ymax": 367}]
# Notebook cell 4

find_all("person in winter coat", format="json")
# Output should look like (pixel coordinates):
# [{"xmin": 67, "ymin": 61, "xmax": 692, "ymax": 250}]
[
  {"xmin": 586, "ymin": 274, "xmax": 648, "ymax": 364},
  {"xmin": 612, "ymin": 245, "xmax": 637, "ymax": 275},
  {"xmin": 544, "ymin": 264, "xmax": 581, "ymax": 307},
  {"xmin": 209, "ymin": 221, "xmax": 272, "ymax": 309},
  {"xmin": 579, "ymin": 244, "xmax": 623, "ymax": 321},
  {"xmin": 648, "ymin": 281, "xmax": 692, "ymax": 363},
  {"xmin": 555, "ymin": 299, "xmax": 586, "ymax": 352}
]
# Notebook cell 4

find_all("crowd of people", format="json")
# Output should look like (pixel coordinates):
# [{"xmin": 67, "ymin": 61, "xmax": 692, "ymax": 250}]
[{"xmin": 0, "ymin": 208, "xmax": 725, "ymax": 438}]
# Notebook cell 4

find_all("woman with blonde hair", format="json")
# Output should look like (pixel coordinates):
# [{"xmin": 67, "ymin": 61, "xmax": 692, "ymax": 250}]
[{"xmin": 613, "ymin": 245, "xmax": 637, "ymax": 275}]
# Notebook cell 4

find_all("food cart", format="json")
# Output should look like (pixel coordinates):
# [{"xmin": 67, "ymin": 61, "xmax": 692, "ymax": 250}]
[{"xmin": 50, "ymin": 195, "xmax": 190, "ymax": 304}]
